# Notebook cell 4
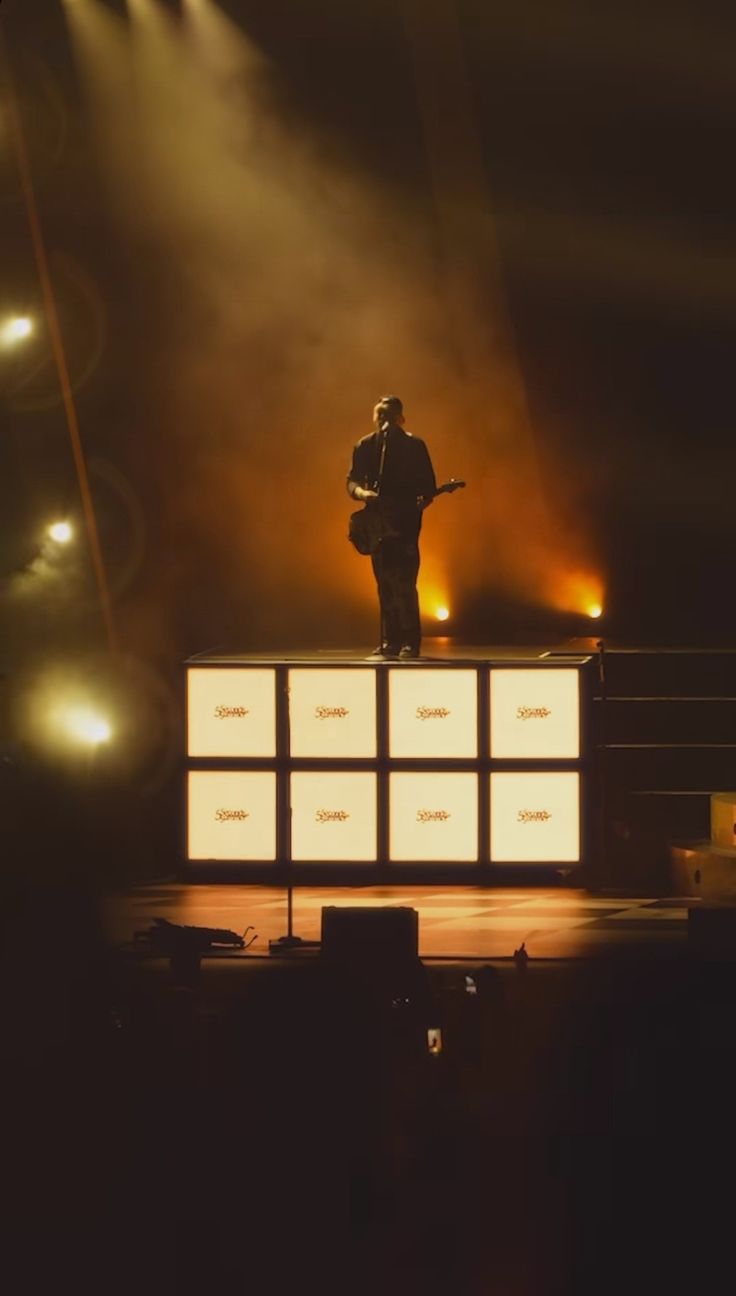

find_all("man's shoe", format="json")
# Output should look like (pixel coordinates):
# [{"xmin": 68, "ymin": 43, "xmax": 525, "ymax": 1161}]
[
  {"xmin": 398, "ymin": 644, "xmax": 419, "ymax": 659},
  {"xmin": 370, "ymin": 644, "xmax": 399, "ymax": 658}
]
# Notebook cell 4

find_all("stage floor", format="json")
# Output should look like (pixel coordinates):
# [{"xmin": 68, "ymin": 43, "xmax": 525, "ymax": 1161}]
[{"xmin": 106, "ymin": 882, "xmax": 696, "ymax": 961}]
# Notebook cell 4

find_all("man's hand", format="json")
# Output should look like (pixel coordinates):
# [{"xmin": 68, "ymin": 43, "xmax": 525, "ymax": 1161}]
[{"xmin": 357, "ymin": 487, "xmax": 378, "ymax": 502}]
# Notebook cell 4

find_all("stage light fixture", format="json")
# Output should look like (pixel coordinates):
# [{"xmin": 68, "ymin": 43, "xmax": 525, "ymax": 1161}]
[
  {"xmin": 435, "ymin": 605, "xmax": 450, "ymax": 622},
  {"xmin": 587, "ymin": 603, "xmax": 603, "ymax": 619},
  {"xmin": 1, "ymin": 316, "xmax": 33, "ymax": 346},
  {"xmin": 48, "ymin": 520, "xmax": 73, "ymax": 544},
  {"xmin": 60, "ymin": 706, "xmax": 112, "ymax": 747}
]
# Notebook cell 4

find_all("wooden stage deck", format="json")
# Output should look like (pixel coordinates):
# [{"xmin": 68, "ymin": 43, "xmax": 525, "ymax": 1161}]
[{"xmin": 106, "ymin": 882, "xmax": 696, "ymax": 961}]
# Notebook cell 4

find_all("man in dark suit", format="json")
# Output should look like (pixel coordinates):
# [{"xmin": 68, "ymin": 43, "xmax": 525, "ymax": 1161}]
[{"xmin": 347, "ymin": 395, "xmax": 436, "ymax": 658}]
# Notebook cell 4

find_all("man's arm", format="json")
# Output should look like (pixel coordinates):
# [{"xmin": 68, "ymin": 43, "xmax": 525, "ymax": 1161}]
[
  {"xmin": 347, "ymin": 477, "xmax": 378, "ymax": 502},
  {"xmin": 416, "ymin": 440, "xmax": 437, "ymax": 505},
  {"xmin": 347, "ymin": 441, "xmax": 378, "ymax": 502}
]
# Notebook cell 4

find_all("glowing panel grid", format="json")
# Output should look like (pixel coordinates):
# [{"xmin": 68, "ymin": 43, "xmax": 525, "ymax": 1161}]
[
  {"xmin": 388, "ymin": 668, "xmax": 478, "ymax": 759},
  {"xmin": 490, "ymin": 771, "xmax": 580, "ymax": 863},
  {"xmin": 187, "ymin": 667, "xmax": 276, "ymax": 757},
  {"xmin": 187, "ymin": 770, "xmax": 277, "ymax": 860},
  {"xmin": 288, "ymin": 668, "xmax": 377, "ymax": 758},
  {"xmin": 390, "ymin": 772, "xmax": 479, "ymax": 862},
  {"xmin": 490, "ymin": 668, "xmax": 580, "ymax": 759},
  {"xmin": 290, "ymin": 771, "xmax": 377, "ymax": 861}
]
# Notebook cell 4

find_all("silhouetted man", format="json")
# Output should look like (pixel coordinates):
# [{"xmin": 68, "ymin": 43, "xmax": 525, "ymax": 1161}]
[{"xmin": 347, "ymin": 395, "xmax": 436, "ymax": 659}]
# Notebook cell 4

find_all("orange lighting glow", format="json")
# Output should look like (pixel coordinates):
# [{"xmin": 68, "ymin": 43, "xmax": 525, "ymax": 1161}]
[
  {"xmin": 547, "ymin": 569, "xmax": 605, "ymax": 619},
  {"xmin": 435, "ymin": 605, "xmax": 450, "ymax": 622}
]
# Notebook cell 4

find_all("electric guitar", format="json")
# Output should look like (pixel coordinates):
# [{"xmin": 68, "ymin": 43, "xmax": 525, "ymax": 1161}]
[{"xmin": 348, "ymin": 479, "xmax": 466, "ymax": 555}]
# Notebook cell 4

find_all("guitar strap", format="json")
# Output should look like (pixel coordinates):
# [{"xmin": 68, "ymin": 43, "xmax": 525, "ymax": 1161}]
[{"xmin": 375, "ymin": 426, "xmax": 389, "ymax": 495}]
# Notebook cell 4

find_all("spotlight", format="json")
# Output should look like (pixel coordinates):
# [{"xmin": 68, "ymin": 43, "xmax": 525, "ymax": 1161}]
[
  {"xmin": 59, "ymin": 706, "xmax": 112, "ymax": 747},
  {"xmin": 435, "ymin": 606, "xmax": 450, "ymax": 622},
  {"xmin": 587, "ymin": 603, "xmax": 603, "ymax": 620},
  {"xmin": 48, "ymin": 520, "xmax": 73, "ymax": 544},
  {"xmin": 1, "ymin": 316, "xmax": 33, "ymax": 346}
]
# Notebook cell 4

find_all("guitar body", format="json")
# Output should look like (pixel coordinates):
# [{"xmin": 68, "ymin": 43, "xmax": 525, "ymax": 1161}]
[
  {"xmin": 348, "ymin": 504, "xmax": 386, "ymax": 555},
  {"xmin": 348, "ymin": 480, "xmax": 466, "ymax": 555}
]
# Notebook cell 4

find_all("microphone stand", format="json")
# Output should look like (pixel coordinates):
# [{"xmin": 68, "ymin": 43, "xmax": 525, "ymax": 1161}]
[{"xmin": 268, "ymin": 885, "xmax": 320, "ymax": 953}]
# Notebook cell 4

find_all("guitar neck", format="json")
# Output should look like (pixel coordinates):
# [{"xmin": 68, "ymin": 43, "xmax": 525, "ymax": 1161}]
[{"xmin": 433, "ymin": 480, "xmax": 465, "ymax": 498}]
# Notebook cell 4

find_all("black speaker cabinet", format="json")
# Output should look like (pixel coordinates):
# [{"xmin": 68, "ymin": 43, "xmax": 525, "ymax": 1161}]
[{"xmin": 321, "ymin": 905, "xmax": 419, "ymax": 964}]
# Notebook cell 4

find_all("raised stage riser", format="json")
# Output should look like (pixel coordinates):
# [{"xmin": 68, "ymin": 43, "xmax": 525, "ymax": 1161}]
[{"xmin": 183, "ymin": 658, "xmax": 594, "ymax": 879}]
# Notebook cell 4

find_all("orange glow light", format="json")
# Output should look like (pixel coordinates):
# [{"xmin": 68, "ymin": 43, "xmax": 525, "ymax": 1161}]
[
  {"xmin": 547, "ymin": 569, "xmax": 605, "ymax": 619},
  {"xmin": 435, "ymin": 605, "xmax": 450, "ymax": 622}
]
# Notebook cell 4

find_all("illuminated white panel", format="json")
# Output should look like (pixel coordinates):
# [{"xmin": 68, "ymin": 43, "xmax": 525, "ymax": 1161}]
[
  {"xmin": 389, "ymin": 669, "xmax": 477, "ymax": 759},
  {"xmin": 187, "ymin": 667, "xmax": 276, "ymax": 757},
  {"xmin": 490, "ymin": 668, "xmax": 580, "ymax": 759},
  {"xmin": 490, "ymin": 772, "xmax": 580, "ymax": 862},
  {"xmin": 187, "ymin": 771, "xmax": 276, "ymax": 860},
  {"xmin": 290, "ymin": 772, "xmax": 377, "ymax": 862},
  {"xmin": 711, "ymin": 792, "xmax": 736, "ymax": 848},
  {"xmin": 288, "ymin": 669, "xmax": 376, "ymax": 758},
  {"xmin": 390, "ymin": 772, "xmax": 478, "ymax": 861}
]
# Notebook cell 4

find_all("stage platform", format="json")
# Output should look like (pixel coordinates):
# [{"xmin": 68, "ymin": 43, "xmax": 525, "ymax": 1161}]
[
  {"xmin": 106, "ymin": 882, "xmax": 696, "ymax": 962},
  {"xmin": 186, "ymin": 641, "xmax": 573, "ymax": 662},
  {"xmin": 184, "ymin": 646, "xmax": 594, "ymax": 879}
]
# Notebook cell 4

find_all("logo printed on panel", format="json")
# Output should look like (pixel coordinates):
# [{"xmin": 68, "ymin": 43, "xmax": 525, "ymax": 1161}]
[
  {"xmin": 490, "ymin": 772, "xmax": 579, "ymax": 862},
  {"xmin": 290, "ymin": 772, "xmax": 377, "ymax": 861},
  {"xmin": 390, "ymin": 773, "xmax": 478, "ymax": 861},
  {"xmin": 490, "ymin": 669, "xmax": 579, "ymax": 759},
  {"xmin": 187, "ymin": 668, "xmax": 276, "ymax": 758},
  {"xmin": 288, "ymin": 669, "xmax": 376, "ymax": 758},
  {"xmin": 389, "ymin": 669, "xmax": 477, "ymax": 759},
  {"xmin": 188, "ymin": 771, "xmax": 276, "ymax": 861}
]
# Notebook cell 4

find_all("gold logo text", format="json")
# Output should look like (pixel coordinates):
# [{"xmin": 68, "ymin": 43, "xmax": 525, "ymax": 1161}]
[
  {"xmin": 417, "ymin": 809, "xmax": 451, "ymax": 822},
  {"xmin": 215, "ymin": 705, "xmax": 249, "ymax": 719},
  {"xmin": 517, "ymin": 809, "xmax": 552, "ymax": 823},
  {"xmin": 315, "ymin": 706, "xmax": 350, "ymax": 719},
  {"xmin": 216, "ymin": 808, "xmax": 249, "ymax": 822},
  {"xmin": 416, "ymin": 706, "xmax": 451, "ymax": 720},
  {"xmin": 517, "ymin": 706, "xmax": 551, "ymax": 720},
  {"xmin": 316, "ymin": 809, "xmax": 350, "ymax": 823}
]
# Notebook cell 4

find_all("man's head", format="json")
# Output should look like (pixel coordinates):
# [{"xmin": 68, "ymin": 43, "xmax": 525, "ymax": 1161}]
[{"xmin": 373, "ymin": 395, "xmax": 404, "ymax": 429}]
